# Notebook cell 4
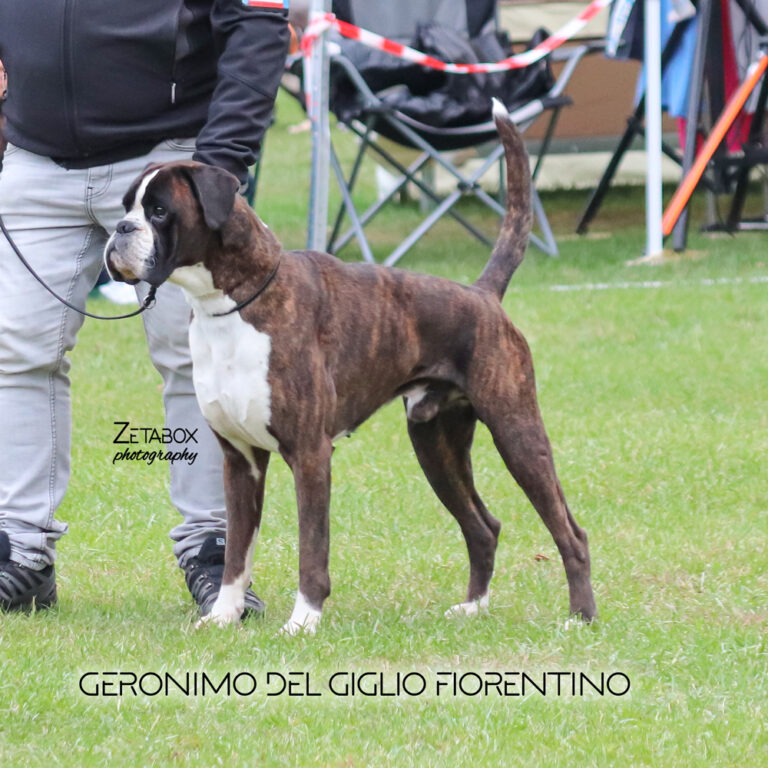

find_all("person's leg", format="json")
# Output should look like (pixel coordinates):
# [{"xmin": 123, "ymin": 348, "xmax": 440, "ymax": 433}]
[
  {"xmin": 0, "ymin": 146, "xmax": 105, "ymax": 577},
  {"xmin": 91, "ymin": 140, "xmax": 230, "ymax": 567},
  {"xmin": 138, "ymin": 279, "xmax": 232, "ymax": 564},
  {"xmin": 93, "ymin": 142, "xmax": 264, "ymax": 616}
]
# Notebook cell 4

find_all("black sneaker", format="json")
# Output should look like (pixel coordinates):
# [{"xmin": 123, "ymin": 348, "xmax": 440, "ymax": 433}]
[
  {"xmin": 0, "ymin": 531, "xmax": 57, "ymax": 611},
  {"xmin": 183, "ymin": 535, "xmax": 265, "ymax": 618}
]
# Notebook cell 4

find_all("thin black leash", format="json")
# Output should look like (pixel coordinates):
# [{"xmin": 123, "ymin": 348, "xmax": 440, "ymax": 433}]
[
  {"xmin": 0, "ymin": 211, "xmax": 157, "ymax": 320},
  {"xmin": 212, "ymin": 255, "xmax": 281, "ymax": 317}
]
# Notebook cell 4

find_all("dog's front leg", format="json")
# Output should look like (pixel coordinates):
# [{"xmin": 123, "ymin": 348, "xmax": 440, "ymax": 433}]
[
  {"xmin": 197, "ymin": 441, "xmax": 269, "ymax": 628},
  {"xmin": 281, "ymin": 441, "xmax": 333, "ymax": 636}
]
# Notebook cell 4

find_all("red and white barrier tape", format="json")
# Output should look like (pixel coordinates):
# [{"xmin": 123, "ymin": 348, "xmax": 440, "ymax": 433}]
[{"xmin": 301, "ymin": 0, "xmax": 610, "ymax": 74}]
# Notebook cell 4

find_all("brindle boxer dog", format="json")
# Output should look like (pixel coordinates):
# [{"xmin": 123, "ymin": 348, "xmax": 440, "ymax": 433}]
[{"xmin": 105, "ymin": 101, "xmax": 596, "ymax": 634}]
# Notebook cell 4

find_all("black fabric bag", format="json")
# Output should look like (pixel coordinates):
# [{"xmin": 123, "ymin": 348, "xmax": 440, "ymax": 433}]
[{"xmin": 330, "ymin": 24, "xmax": 554, "ymax": 129}]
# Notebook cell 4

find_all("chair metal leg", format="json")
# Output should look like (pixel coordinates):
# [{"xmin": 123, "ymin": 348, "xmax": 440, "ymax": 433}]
[
  {"xmin": 532, "ymin": 107, "xmax": 562, "ymax": 182},
  {"xmin": 530, "ymin": 188, "xmax": 558, "ymax": 256},
  {"xmin": 308, "ymin": 36, "xmax": 601, "ymax": 265},
  {"xmin": 352, "ymin": 135, "xmax": 493, "ymax": 246},
  {"xmin": 380, "ymin": 185, "xmax": 557, "ymax": 264},
  {"xmin": 333, "ymin": 152, "xmax": 432, "ymax": 253},
  {"xmin": 341, "ymin": 130, "xmax": 558, "ymax": 261},
  {"xmin": 383, "ymin": 190, "xmax": 464, "ymax": 266},
  {"xmin": 472, "ymin": 161, "xmax": 559, "ymax": 257},
  {"xmin": 323, "ymin": 67, "xmax": 570, "ymax": 263},
  {"xmin": 378, "ymin": 137, "xmax": 559, "ymax": 264},
  {"xmin": 328, "ymin": 121, "xmax": 374, "ymax": 251},
  {"xmin": 381, "ymin": 113, "xmax": 480, "ymax": 190},
  {"xmin": 332, "ymin": 117, "xmax": 494, "ymax": 256},
  {"xmin": 475, "ymin": 179, "xmax": 556, "ymax": 255},
  {"xmin": 329, "ymin": 144, "xmax": 376, "ymax": 263},
  {"xmin": 383, "ymin": 113, "xmax": 559, "ymax": 257}
]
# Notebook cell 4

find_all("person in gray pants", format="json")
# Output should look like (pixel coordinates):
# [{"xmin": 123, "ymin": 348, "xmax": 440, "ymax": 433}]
[{"xmin": 0, "ymin": 1, "xmax": 290, "ymax": 613}]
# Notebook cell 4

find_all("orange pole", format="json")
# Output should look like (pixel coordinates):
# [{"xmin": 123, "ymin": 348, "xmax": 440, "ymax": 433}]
[{"xmin": 662, "ymin": 54, "xmax": 768, "ymax": 237}]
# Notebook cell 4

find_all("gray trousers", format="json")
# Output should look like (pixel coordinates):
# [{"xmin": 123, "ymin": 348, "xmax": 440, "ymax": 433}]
[{"xmin": 0, "ymin": 140, "xmax": 227, "ymax": 570}]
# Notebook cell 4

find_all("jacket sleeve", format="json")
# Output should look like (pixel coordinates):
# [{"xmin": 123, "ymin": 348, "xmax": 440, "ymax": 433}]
[{"xmin": 193, "ymin": 1, "xmax": 290, "ymax": 185}]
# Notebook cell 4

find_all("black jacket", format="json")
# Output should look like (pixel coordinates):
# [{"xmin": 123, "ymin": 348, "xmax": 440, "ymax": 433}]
[{"xmin": 0, "ymin": 0, "xmax": 290, "ymax": 184}]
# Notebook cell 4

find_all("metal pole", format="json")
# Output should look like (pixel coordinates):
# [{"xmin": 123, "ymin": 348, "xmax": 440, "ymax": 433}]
[
  {"xmin": 577, "ymin": 23, "xmax": 688, "ymax": 235},
  {"xmin": 306, "ymin": 0, "xmax": 332, "ymax": 251},
  {"xmin": 644, "ymin": 0, "xmax": 664, "ymax": 258},
  {"xmin": 673, "ymin": 0, "xmax": 712, "ymax": 251}
]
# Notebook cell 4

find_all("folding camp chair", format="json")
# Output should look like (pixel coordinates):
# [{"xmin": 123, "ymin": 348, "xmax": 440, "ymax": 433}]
[{"xmin": 300, "ymin": 0, "xmax": 592, "ymax": 265}]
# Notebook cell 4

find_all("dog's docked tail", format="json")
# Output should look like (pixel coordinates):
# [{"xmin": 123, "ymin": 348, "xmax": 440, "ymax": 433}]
[{"xmin": 474, "ymin": 99, "xmax": 533, "ymax": 300}]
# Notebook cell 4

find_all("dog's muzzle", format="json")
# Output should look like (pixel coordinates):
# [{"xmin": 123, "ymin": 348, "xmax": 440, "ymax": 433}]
[
  {"xmin": 105, "ymin": 244, "xmax": 139, "ymax": 285},
  {"xmin": 104, "ymin": 220, "xmax": 153, "ymax": 285}
]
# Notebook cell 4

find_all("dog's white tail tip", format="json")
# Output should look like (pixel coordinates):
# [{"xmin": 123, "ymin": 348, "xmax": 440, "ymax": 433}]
[{"xmin": 492, "ymin": 97, "xmax": 511, "ymax": 122}]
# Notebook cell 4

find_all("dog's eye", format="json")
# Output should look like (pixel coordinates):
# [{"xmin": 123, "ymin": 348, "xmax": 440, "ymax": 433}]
[{"xmin": 151, "ymin": 205, "xmax": 167, "ymax": 220}]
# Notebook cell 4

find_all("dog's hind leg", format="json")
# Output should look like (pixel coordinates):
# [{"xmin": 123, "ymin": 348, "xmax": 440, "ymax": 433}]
[
  {"xmin": 477, "ymin": 391, "xmax": 597, "ymax": 622},
  {"xmin": 407, "ymin": 403, "xmax": 500, "ymax": 617},
  {"xmin": 281, "ymin": 439, "xmax": 333, "ymax": 635},
  {"xmin": 199, "ymin": 441, "xmax": 270, "ymax": 628}
]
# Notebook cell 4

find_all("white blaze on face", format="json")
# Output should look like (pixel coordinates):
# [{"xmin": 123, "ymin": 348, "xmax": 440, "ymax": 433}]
[
  {"xmin": 127, "ymin": 168, "xmax": 160, "ymax": 217},
  {"xmin": 104, "ymin": 168, "xmax": 161, "ymax": 280}
]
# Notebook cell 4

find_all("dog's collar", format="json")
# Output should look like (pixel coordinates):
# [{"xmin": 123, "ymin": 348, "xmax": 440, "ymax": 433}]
[{"xmin": 212, "ymin": 256, "xmax": 281, "ymax": 317}]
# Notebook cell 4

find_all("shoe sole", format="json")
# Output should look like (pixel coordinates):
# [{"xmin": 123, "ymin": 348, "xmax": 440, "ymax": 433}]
[
  {"xmin": 0, "ymin": 587, "xmax": 57, "ymax": 613},
  {"xmin": 34, "ymin": 588, "xmax": 58, "ymax": 610}
]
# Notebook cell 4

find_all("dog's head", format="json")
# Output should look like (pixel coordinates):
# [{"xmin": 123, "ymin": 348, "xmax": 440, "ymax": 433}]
[{"xmin": 104, "ymin": 161, "xmax": 240, "ymax": 286}]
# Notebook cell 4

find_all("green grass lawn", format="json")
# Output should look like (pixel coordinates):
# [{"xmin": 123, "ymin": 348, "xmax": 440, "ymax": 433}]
[{"xmin": 1, "ymin": 95, "xmax": 766, "ymax": 766}]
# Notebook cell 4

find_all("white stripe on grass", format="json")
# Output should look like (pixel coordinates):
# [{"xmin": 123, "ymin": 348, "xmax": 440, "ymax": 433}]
[{"xmin": 547, "ymin": 275, "xmax": 768, "ymax": 293}]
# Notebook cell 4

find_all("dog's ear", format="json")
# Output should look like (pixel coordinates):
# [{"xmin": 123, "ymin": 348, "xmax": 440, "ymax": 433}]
[{"xmin": 183, "ymin": 164, "xmax": 240, "ymax": 231}]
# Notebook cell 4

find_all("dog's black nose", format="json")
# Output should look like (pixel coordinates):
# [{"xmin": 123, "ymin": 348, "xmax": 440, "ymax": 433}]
[{"xmin": 116, "ymin": 219, "xmax": 138, "ymax": 235}]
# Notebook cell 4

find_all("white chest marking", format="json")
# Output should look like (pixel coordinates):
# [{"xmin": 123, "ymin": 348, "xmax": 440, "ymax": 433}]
[{"xmin": 171, "ymin": 264, "xmax": 280, "ymax": 456}]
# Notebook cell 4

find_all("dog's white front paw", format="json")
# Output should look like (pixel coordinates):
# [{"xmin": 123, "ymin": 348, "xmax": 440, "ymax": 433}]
[
  {"xmin": 561, "ymin": 616, "xmax": 584, "ymax": 631},
  {"xmin": 280, "ymin": 615, "xmax": 320, "ymax": 636},
  {"xmin": 195, "ymin": 589, "xmax": 243, "ymax": 629},
  {"xmin": 280, "ymin": 592, "xmax": 322, "ymax": 636},
  {"xmin": 195, "ymin": 606, "xmax": 241, "ymax": 629},
  {"xmin": 445, "ymin": 593, "xmax": 489, "ymax": 619},
  {"xmin": 195, "ymin": 609, "xmax": 239, "ymax": 629}
]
